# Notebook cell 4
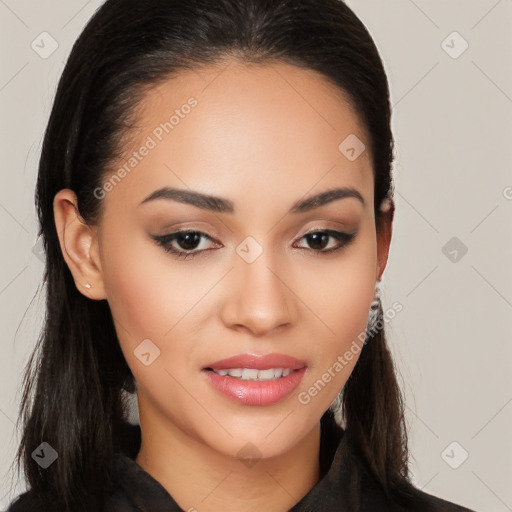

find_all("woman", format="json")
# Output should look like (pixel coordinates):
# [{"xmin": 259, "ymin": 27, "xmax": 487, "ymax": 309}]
[{"xmin": 7, "ymin": 0, "xmax": 476, "ymax": 510}]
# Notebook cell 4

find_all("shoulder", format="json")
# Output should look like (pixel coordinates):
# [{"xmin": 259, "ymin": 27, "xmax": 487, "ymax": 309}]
[
  {"xmin": 5, "ymin": 489, "xmax": 135, "ymax": 512},
  {"xmin": 6, "ymin": 490, "xmax": 44, "ymax": 512},
  {"xmin": 348, "ymin": 445, "xmax": 476, "ymax": 511},
  {"xmin": 320, "ymin": 414, "xmax": 477, "ymax": 512},
  {"xmin": 413, "ymin": 489, "xmax": 476, "ymax": 512},
  {"xmin": 363, "ymin": 471, "xmax": 477, "ymax": 512},
  {"xmin": 384, "ymin": 480, "xmax": 477, "ymax": 512}
]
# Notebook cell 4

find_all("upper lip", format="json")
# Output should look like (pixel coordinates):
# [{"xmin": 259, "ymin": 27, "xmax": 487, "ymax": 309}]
[{"xmin": 204, "ymin": 353, "xmax": 307, "ymax": 371}]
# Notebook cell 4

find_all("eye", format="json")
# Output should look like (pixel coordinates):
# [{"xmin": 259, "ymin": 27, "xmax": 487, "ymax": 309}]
[
  {"xmin": 294, "ymin": 229, "xmax": 356, "ymax": 254},
  {"xmin": 152, "ymin": 230, "xmax": 219, "ymax": 260},
  {"xmin": 152, "ymin": 228, "xmax": 357, "ymax": 260}
]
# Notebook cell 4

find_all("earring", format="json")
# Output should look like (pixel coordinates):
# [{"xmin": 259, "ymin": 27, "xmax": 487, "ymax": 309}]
[
  {"xmin": 84, "ymin": 283, "xmax": 92, "ymax": 289},
  {"xmin": 379, "ymin": 197, "xmax": 393, "ymax": 213},
  {"xmin": 366, "ymin": 282, "xmax": 382, "ymax": 338},
  {"xmin": 328, "ymin": 281, "xmax": 383, "ymax": 423}
]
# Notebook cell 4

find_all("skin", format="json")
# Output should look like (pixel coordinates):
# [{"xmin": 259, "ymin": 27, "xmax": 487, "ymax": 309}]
[{"xmin": 53, "ymin": 59, "xmax": 392, "ymax": 512}]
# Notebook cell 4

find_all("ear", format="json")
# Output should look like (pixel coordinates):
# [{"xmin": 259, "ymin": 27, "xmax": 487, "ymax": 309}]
[
  {"xmin": 375, "ymin": 199, "xmax": 394, "ymax": 282},
  {"xmin": 53, "ymin": 189, "xmax": 107, "ymax": 300}
]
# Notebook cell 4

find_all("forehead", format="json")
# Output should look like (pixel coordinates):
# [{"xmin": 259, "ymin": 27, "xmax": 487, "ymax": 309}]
[{"xmin": 106, "ymin": 59, "xmax": 373, "ymax": 214}]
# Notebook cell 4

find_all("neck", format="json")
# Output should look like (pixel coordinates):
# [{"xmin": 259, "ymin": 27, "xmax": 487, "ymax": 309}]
[{"xmin": 135, "ymin": 405, "xmax": 321, "ymax": 512}]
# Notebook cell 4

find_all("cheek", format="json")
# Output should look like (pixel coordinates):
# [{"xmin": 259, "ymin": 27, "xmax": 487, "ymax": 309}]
[
  {"xmin": 299, "ymin": 230, "xmax": 377, "ymax": 397},
  {"xmin": 99, "ymin": 217, "xmax": 378, "ymax": 418},
  {"xmin": 99, "ymin": 229, "xmax": 211, "ymax": 375},
  {"xmin": 304, "ymin": 228, "xmax": 376, "ymax": 339}
]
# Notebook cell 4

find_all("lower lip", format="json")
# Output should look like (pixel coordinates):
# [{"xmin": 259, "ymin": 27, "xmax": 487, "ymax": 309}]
[{"xmin": 203, "ymin": 368, "xmax": 307, "ymax": 406}]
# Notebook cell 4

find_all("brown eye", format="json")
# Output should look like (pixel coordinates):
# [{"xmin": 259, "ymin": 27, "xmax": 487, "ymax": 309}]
[
  {"xmin": 172, "ymin": 232, "xmax": 202, "ymax": 251},
  {"xmin": 152, "ymin": 230, "xmax": 217, "ymax": 260},
  {"xmin": 152, "ymin": 228, "xmax": 356, "ymax": 261},
  {"xmin": 295, "ymin": 230, "xmax": 356, "ymax": 253}
]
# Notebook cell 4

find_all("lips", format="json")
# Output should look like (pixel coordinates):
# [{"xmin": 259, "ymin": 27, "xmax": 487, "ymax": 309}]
[
  {"xmin": 202, "ymin": 353, "xmax": 308, "ymax": 405},
  {"xmin": 203, "ymin": 352, "xmax": 307, "ymax": 372}
]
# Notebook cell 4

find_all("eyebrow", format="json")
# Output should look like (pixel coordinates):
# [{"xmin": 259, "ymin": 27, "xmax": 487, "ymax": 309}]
[{"xmin": 139, "ymin": 186, "xmax": 365, "ymax": 214}]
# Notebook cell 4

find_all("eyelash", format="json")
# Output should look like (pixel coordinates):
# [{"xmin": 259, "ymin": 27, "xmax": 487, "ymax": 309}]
[{"xmin": 152, "ymin": 229, "xmax": 356, "ymax": 260}]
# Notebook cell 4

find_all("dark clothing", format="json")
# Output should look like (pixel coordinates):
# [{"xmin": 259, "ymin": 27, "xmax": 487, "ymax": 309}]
[{"xmin": 8, "ymin": 411, "xmax": 476, "ymax": 511}]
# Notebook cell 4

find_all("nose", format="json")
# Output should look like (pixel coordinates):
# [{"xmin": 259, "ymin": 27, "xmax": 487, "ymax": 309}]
[{"xmin": 219, "ymin": 251, "xmax": 297, "ymax": 337}]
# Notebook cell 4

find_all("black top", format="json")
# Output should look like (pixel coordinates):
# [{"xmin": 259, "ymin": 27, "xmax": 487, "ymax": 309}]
[{"xmin": 8, "ymin": 411, "xmax": 476, "ymax": 511}]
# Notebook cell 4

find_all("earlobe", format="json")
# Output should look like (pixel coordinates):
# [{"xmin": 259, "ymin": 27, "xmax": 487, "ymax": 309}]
[{"xmin": 53, "ymin": 189, "xmax": 107, "ymax": 300}]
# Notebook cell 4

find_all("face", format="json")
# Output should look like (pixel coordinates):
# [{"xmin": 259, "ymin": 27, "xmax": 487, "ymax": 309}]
[{"xmin": 66, "ymin": 60, "xmax": 389, "ymax": 460}]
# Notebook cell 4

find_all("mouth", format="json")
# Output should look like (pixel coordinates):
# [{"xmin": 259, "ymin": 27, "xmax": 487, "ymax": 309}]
[
  {"xmin": 203, "ymin": 367, "xmax": 298, "ymax": 381},
  {"xmin": 201, "ymin": 353, "xmax": 308, "ymax": 406}
]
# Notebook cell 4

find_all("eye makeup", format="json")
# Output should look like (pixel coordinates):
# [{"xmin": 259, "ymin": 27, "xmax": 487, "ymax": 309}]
[{"xmin": 151, "ymin": 227, "xmax": 357, "ymax": 260}]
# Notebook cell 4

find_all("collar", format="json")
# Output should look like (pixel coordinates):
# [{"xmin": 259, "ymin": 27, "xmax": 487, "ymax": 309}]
[
  {"xmin": 109, "ymin": 410, "xmax": 365, "ymax": 511},
  {"xmin": 109, "ymin": 412, "xmax": 473, "ymax": 511}
]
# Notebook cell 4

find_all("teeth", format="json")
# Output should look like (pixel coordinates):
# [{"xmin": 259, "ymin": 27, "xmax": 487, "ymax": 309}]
[
  {"xmin": 243, "ymin": 368, "xmax": 261, "ymax": 380},
  {"xmin": 212, "ymin": 367, "xmax": 294, "ymax": 380},
  {"xmin": 257, "ymin": 369, "xmax": 276, "ymax": 380}
]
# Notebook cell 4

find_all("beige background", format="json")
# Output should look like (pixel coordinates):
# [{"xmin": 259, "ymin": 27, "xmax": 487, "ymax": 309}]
[{"xmin": 1, "ymin": 1, "xmax": 511, "ymax": 510}]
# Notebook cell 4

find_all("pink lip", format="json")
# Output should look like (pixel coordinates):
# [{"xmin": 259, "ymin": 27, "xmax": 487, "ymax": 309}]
[
  {"xmin": 202, "ymin": 353, "xmax": 308, "ymax": 406},
  {"xmin": 204, "ymin": 352, "xmax": 307, "ymax": 371},
  {"xmin": 203, "ymin": 367, "xmax": 307, "ymax": 406}
]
